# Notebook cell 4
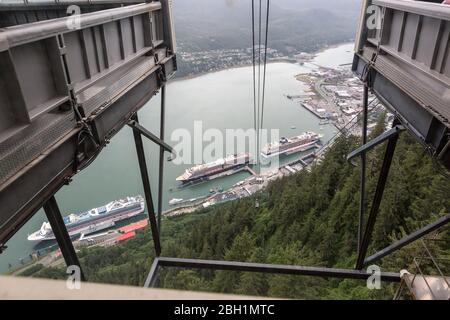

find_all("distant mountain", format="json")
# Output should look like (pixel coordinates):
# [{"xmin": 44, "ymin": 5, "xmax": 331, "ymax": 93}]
[
  {"xmin": 272, "ymin": 0, "xmax": 361, "ymax": 14},
  {"xmin": 173, "ymin": 0, "xmax": 361, "ymax": 53}
]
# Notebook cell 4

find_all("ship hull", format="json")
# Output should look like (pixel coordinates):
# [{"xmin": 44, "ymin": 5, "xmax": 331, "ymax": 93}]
[
  {"xmin": 261, "ymin": 140, "xmax": 318, "ymax": 158},
  {"xmin": 177, "ymin": 162, "xmax": 248, "ymax": 185},
  {"xmin": 28, "ymin": 205, "xmax": 144, "ymax": 242}
]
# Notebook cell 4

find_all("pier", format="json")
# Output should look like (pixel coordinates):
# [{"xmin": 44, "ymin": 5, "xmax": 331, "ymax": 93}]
[
  {"xmin": 286, "ymin": 93, "xmax": 315, "ymax": 100},
  {"xmin": 244, "ymin": 166, "xmax": 257, "ymax": 176},
  {"xmin": 286, "ymin": 152, "xmax": 317, "ymax": 168},
  {"xmin": 230, "ymin": 166, "xmax": 258, "ymax": 177},
  {"xmin": 300, "ymin": 102, "xmax": 327, "ymax": 119}
]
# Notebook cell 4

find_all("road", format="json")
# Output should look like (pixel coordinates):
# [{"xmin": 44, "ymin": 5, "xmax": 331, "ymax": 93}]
[{"xmin": 314, "ymin": 78, "xmax": 333, "ymax": 104}]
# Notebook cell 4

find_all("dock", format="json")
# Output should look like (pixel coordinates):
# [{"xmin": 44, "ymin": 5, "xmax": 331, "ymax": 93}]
[
  {"xmin": 300, "ymin": 102, "xmax": 327, "ymax": 119},
  {"xmin": 286, "ymin": 93, "xmax": 315, "ymax": 99},
  {"xmin": 286, "ymin": 152, "xmax": 317, "ymax": 168},
  {"xmin": 244, "ymin": 166, "xmax": 257, "ymax": 176}
]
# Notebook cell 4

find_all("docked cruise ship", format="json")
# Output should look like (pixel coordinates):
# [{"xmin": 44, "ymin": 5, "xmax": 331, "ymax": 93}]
[
  {"xmin": 27, "ymin": 196, "xmax": 145, "ymax": 242},
  {"xmin": 176, "ymin": 153, "xmax": 252, "ymax": 184},
  {"xmin": 261, "ymin": 132, "xmax": 322, "ymax": 158}
]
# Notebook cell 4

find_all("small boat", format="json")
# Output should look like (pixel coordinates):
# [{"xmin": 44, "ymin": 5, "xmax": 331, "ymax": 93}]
[
  {"xmin": 169, "ymin": 198, "xmax": 183, "ymax": 206},
  {"xmin": 291, "ymin": 126, "xmax": 296, "ymax": 129}
]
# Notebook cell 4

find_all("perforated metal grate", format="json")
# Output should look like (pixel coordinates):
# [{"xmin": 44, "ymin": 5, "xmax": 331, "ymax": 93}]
[{"xmin": 0, "ymin": 112, "xmax": 76, "ymax": 186}]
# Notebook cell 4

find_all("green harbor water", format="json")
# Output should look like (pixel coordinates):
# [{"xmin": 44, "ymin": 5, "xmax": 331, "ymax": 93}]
[{"xmin": 0, "ymin": 43, "xmax": 354, "ymax": 273}]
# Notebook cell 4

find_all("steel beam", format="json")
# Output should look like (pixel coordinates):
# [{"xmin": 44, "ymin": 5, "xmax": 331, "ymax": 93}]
[
  {"xmin": 157, "ymin": 257, "xmax": 401, "ymax": 282},
  {"xmin": 0, "ymin": 3, "xmax": 162, "ymax": 49},
  {"xmin": 364, "ymin": 214, "xmax": 450, "ymax": 266},
  {"xmin": 157, "ymin": 84, "xmax": 166, "ymax": 231},
  {"xmin": 43, "ymin": 196, "xmax": 85, "ymax": 281},
  {"xmin": 144, "ymin": 257, "xmax": 160, "ymax": 288},
  {"xmin": 358, "ymin": 85, "xmax": 369, "ymax": 253},
  {"xmin": 128, "ymin": 120, "xmax": 174, "ymax": 157},
  {"xmin": 347, "ymin": 124, "xmax": 405, "ymax": 162},
  {"xmin": 131, "ymin": 114, "xmax": 161, "ymax": 256},
  {"xmin": 355, "ymin": 131, "xmax": 399, "ymax": 269}
]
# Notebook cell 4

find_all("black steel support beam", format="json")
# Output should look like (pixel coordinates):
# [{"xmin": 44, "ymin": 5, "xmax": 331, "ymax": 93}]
[
  {"xmin": 358, "ymin": 84, "xmax": 369, "ymax": 252},
  {"xmin": 144, "ymin": 257, "xmax": 160, "ymax": 288},
  {"xmin": 364, "ymin": 214, "xmax": 450, "ymax": 266},
  {"xmin": 131, "ymin": 114, "xmax": 161, "ymax": 256},
  {"xmin": 156, "ymin": 257, "xmax": 401, "ymax": 282},
  {"xmin": 128, "ymin": 119, "xmax": 174, "ymax": 156},
  {"xmin": 43, "ymin": 196, "xmax": 85, "ymax": 281},
  {"xmin": 356, "ymin": 131, "xmax": 399, "ymax": 269},
  {"xmin": 157, "ymin": 84, "xmax": 166, "ymax": 231},
  {"xmin": 347, "ymin": 124, "xmax": 405, "ymax": 162}
]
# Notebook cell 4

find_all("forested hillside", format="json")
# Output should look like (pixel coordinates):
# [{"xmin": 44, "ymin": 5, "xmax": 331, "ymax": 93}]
[{"xmin": 29, "ymin": 116, "xmax": 450, "ymax": 299}]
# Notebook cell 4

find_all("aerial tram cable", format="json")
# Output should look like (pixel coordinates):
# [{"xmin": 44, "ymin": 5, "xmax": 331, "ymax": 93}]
[
  {"xmin": 257, "ymin": 0, "xmax": 262, "ymax": 169},
  {"xmin": 251, "ymin": 0, "xmax": 270, "ymax": 173},
  {"xmin": 252, "ymin": 0, "xmax": 261, "ymax": 167},
  {"xmin": 251, "ymin": 0, "xmax": 270, "ymax": 207},
  {"xmin": 260, "ymin": 0, "xmax": 270, "ymax": 149},
  {"xmin": 252, "ymin": 0, "xmax": 257, "ymax": 154}
]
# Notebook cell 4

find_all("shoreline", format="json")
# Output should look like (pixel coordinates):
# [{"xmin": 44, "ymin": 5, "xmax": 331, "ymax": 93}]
[
  {"xmin": 169, "ymin": 42, "xmax": 354, "ymax": 83},
  {"xmin": 169, "ymin": 58, "xmax": 296, "ymax": 83},
  {"xmin": 310, "ymin": 41, "xmax": 354, "ymax": 59}
]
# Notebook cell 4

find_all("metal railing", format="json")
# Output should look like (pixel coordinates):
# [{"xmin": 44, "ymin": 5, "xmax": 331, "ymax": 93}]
[
  {"xmin": 395, "ymin": 234, "xmax": 450, "ymax": 300},
  {"xmin": 410, "ymin": 239, "xmax": 450, "ymax": 296},
  {"xmin": 0, "ymin": 0, "xmax": 143, "ymax": 5}
]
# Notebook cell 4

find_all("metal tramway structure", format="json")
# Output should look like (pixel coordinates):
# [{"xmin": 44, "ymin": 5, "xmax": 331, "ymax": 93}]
[
  {"xmin": 0, "ymin": 0, "xmax": 449, "ymax": 298},
  {"xmin": 352, "ymin": 0, "xmax": 450, "ymax": 275}
]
